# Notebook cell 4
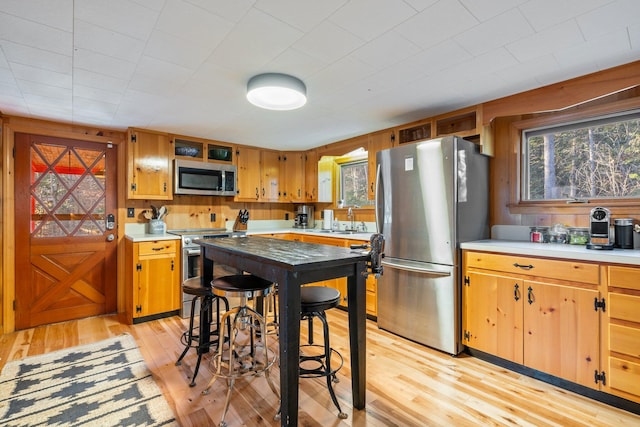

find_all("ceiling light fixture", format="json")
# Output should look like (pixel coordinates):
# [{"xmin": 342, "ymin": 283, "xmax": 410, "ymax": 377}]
[{"xmin": 246, "ymin": 73, "xmax": 307, "ymax": 110}]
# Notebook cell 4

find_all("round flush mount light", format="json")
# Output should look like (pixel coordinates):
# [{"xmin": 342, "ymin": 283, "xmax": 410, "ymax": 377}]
[{"xmin": 246, "ymin": 73, "xmax": 307, "ymax": 110}]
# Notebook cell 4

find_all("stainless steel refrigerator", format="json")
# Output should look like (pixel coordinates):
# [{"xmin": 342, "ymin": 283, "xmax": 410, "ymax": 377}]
[{"xmin": 375, "ymin": 136, "xmax": 489, "ymax": 355}]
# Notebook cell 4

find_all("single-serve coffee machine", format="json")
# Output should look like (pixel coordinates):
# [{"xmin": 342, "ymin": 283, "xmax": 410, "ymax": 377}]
[{"xmin": 294, "ymin": 205, "xmax": 315, "ymax": 228}]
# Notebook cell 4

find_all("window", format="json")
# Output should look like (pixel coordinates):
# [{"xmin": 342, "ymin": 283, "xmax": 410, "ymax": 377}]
[
  {"xmin": 522, "ymin": 111, "xmax": 640, "ymax": 201},
  {"xmin": 339, "ymin": 158, "xmax": 369, "ymax": 207}
]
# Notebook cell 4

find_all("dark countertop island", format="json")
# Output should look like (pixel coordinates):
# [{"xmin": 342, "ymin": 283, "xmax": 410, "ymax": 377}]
[{"xmin": 196, "ymin": 235, "xmax": 369, "ymax": 426}]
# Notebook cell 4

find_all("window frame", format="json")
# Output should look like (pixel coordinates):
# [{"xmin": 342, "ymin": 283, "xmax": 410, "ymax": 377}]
[
  {"xmin": 520, "ymin": 109, "xmax": 640, "ymax": 202},
  {"xmin": 508, "ymin": 95, "xmax": 640, "ymax": 214},
  {"xmin": 335, "ymin": 153, "xmax": 369, "ymax": 208}
]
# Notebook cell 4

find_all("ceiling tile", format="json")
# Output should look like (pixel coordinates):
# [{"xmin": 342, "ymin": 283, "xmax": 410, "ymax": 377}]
[
  {"xmin": 73, "ymin": 48, "xmax": 137, "ymax": 81},
  {"xmin": 208, "ymin": 8, "xmax": 303, "ymax": 71},
  {"xmin": 459, "ymin": 0, "xmax": 526, "ymax": 22},
  {"xmin": 254, "ymin": 0, "xmax": 347, "ymax": 32},
  {"xmin": 75, "ymin": 0, "xmax": 158, "ymax": 40},
  {"xmin": 184, "ymin": 0, "xmax": 253, "ymax": 23},
  {"xmin": 1, "ymin": 41, "xmax": 71, "ymax": 73},
  {"xmin": 454, "ymin": 9, "xmax": 534, "ymax": 56},
  {"xmin": 577, "ymin": 0, "xmax": 640, "ymax": 40},
  {"xmin": 0, "ymin": 0, "xmax": 72, "ymax": 31},
  {"xmin": 155, "ymin": 0, "xmax": 234, "ymax": 45},
  {"xmin": 506, "ymin": 20, "xmax": 584, "ymax": 63},
  {"xmin": 329, "ymin": 0, "xmax": 416, "ymax": 41},
  {"xmin": 10, "ymin": 63, "xmax": 71, "ymax": 88},
  {"xmin": 519, "ymin": 0, "xmax": 612, "ymax": 32},
  {"xmin": 74, "ymin": 19, "xmax": 145, "ymax": 63},
  {"xmin": 351, "ymin": 32, "xmax": 422, "ymax": 71},
  {"xmin": 293, "ymin": 20, "xmax": 364, "ymax": 63},
  {"xmin": 394, "ymin": 0, "xmax": 478, "ymax": 50},
  {"xmin": 0, "ymin": 12, "xmax": 72, "ymax": 55}
]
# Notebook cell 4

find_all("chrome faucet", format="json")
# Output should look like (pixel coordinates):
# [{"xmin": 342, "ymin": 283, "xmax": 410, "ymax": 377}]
[{"xmin": 347, "ymin": 207, "xmax": 355, "ymax": 231}]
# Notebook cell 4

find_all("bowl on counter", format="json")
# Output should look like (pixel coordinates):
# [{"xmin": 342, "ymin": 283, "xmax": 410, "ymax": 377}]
[{"xmin": 175, "ymin": 146, "xmax": 199, "ymax": 157}]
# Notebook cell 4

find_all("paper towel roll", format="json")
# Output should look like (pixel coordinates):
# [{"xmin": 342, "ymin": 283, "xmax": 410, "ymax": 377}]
[{"xmin": 323, "ymin": 210, "xmax": 334, "ymax": 230}]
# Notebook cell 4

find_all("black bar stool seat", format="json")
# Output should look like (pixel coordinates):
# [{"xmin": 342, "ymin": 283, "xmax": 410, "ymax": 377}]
[
  {"xmin": 175, "ymin": 277, "xmax": 229, "ymax": 387},
  {"xmin": 300, "ymin": 286, "xmax": 347, "ymax": 419}
]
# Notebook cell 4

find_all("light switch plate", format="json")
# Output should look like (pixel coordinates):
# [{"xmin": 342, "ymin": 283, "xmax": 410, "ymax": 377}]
[{"xmin": 127, "ymin": 207, "xmax": 135, "ymax": 218}]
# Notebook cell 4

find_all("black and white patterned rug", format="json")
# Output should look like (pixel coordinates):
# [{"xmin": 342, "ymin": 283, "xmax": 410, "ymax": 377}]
[{"xmin": 0, "ymin": 334, "xmax": 177, "ymax": 426}]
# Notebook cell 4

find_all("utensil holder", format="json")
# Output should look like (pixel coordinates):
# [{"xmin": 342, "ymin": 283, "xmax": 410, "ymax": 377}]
[{"xmin": 148, "ymin": 219, "xmax": 166, "ymax": 234}]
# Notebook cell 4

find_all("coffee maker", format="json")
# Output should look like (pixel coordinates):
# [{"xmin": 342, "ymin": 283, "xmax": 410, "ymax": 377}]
[{"xmin": 294, "ymin": 205, "xmax": 315, "ymax": 229}]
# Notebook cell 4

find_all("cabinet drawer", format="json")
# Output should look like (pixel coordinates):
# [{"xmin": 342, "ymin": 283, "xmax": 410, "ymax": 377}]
[
  {"xmin": 609, "ymin": 324, "xmax": 640, "ymax": 358},
  {"xmin": 464, "ymin": 251, "xmax": 599, "ymax": 285},
  {"xmin": 609, "ymin": 266, "xmax": 640, "ymax": 291},
  {"xmin": 137, "ymin": 240, "xmax": 177, "ymax": 256},
  {"xmin": 609, "ymin": 356, "xmax": 640, "ymax": 397},
  {"xmin": 609, "ymin": 293, "xmax": 640, "ymax": 324}
]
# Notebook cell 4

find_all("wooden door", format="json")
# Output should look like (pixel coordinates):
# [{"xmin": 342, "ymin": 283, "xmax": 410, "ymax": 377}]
[
  {"xmin": 523, "ymin": 280, "xmax": 599, "ymax": 389},
  {"xmin": 304, "ymin": 149, "xmax": 318, "ymax": 202},
  {"xmin": 261, "ymin": 150, "xmax": 280, "ymax": 202},
  {"xmin": 14, "ymin": 133, "xmax": 118, "ymax": 329},
  {"xmin": 463, "ymin": 271, "xmax": 523, "ymax": 363},
  {"xmin": 282, "ymin": 151, "xmax": 305, "ymax": 202},
  {"xmin": 368, "ymin": 130, "xmax": 392, "ymax": 200},
  {"xmin": 235, "ymin": 146, "xmax": 261, "ymax": 201}
]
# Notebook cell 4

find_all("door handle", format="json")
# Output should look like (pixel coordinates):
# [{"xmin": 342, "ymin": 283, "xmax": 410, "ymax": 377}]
[{"xmin": 106, "ymin": 234, "xmax": 115, "ymax": 242}]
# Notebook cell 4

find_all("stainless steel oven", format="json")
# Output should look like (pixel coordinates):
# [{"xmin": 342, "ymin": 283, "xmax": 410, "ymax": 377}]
[{"xmin": 168, "ymin": 228, "xmax": 244, "ymax": 317}]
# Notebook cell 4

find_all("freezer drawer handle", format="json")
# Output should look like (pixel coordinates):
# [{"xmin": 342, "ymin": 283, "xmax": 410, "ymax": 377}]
[
  {"xmin": 513, "ymin": 262, "xmax": 534, "ymax": 270},
  {"xmin": 381, "ymin": 260, "xmax": 451, "ymax": 277}
]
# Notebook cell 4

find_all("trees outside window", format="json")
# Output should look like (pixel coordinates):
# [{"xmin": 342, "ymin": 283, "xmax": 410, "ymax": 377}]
[{"xmin": 522, "ymin": 111, "xmax": 640, "ymax": 201}]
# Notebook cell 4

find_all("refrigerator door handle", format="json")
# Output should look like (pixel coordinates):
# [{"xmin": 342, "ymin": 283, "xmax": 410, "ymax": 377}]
[{"xmin": 381, "ymin": 259, "xmax": 452, "ymax": 277}]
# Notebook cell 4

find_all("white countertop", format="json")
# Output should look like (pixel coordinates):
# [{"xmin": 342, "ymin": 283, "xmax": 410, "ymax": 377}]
[
  {"xmin": 461, "ymin": 239, "xmax": 640, "ymax": 266},
  {"xmin": 124, "ymin": 232, "xmax": 180, "ymax": 242}
]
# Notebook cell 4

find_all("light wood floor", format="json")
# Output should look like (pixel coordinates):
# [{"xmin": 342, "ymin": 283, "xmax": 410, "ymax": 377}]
[{"xmin": 1, "ymin": 310, "xmax": 639, "ymax": 427}]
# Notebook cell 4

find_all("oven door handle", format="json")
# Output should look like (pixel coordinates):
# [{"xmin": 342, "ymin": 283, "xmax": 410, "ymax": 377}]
[{"xmin": 185, "ymin": 249, "xmax": 201, "ymax": 256}]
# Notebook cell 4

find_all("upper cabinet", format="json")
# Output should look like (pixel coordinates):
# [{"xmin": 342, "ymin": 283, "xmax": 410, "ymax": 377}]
[
  {"xmin": 127, "ymin": 128, "xmax": 173, "ymax": 200},
  {"xmin": 367, "ymin": 129, "xmax": 394, "ymax": 200},
  {"xmin": 304, "ymin": 149, "xmax": 318, "ymax": 202},
  {"xmin": 396, "ymin": 105, "xmax": 482, "ymax": 147},
  {"xmin": 280, "ymin": 151, "xmax": 305, "ymax": 203},
  {"xmin": 235, "ymin": 147, "xmax": 281, "ymax": 202},
  {"xmin": 172, "ymin": 134, "xmax": 234, "ymax": 164}
]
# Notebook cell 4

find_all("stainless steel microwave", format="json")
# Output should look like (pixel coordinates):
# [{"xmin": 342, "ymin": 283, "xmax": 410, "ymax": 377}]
[{"xmin": 174, "ymin": 159, "xmax": 237, "ymax": 196}]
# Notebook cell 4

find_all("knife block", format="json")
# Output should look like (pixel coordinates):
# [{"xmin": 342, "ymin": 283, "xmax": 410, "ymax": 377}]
[{"xmin": 232, "ymin": 214, "xmax": 247, "ymax": 231}]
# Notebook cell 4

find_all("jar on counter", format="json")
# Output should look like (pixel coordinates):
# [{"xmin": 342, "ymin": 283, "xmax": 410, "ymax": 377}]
[
  {"xmin": 529, "ymin": 226, "xmax": 549, "ymax": 243},
  {"xmin": 549, "ymin": 223, "xmax": 568, "ymax": 244},
  {"xmin": 567, "ymin": 227, "xmax": 589, "ymax": 245}
]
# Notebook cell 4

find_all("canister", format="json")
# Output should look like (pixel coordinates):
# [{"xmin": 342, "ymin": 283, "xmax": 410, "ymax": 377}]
[
  {"xmin": 614, "ymin": 218, "xmax": 633, "ymax": 249},
  {"xmin": 323, "ymin": 209, "xmax": 334, "ymax": 230},
  {"xmin": 529, "ymin": 226, "xmax": 549, "ymax": 243},
  {"xmin": 567, "ymin": 227, "xmax": 589, "ymax": 245}
]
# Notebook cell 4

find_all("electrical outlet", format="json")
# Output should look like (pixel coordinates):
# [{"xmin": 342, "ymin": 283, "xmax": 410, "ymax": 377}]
[
  {"xmin": 127, "ymin": 207, "xmax": 135, "ymax": 218},
  {"xmin": 285, "ymin": 213, "xmax": 289, "ymax": 220},
  {"xmin": 210, "ymin": 213, "xmax": 216, "ymax": 222}
]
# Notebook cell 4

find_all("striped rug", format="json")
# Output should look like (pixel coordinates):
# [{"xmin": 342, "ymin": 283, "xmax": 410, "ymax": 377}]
[{"xmin": 0, "ymin": 334, "xmax": 177, "ymax": 426}]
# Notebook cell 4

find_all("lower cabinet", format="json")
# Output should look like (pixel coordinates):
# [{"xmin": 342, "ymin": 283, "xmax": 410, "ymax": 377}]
[
  {"xmin": 603, "ymin": 266, "xmax": 640, "ymax": 402},
  {"xmin": 269, "ymin": 233, "xmax": 377, "ymax": 317},
  {"xmin": 463, "ymin": 251, "xmax": 601, "ymax": 390},
  {"xmin": 125, "ymin": 239, "xmax": 180, "ymax": 323}
]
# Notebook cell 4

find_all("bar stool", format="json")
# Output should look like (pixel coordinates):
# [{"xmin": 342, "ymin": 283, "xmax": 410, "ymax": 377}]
[
  {"xmin": 202, "ymin": 274, "xmax": 280, "ymax": 427},
  {"xmin": 175, "ymin": 277, "xmax": 229, "ymax": 387},
  {"xmin": 300, "ymin": 286, "xmax": 347, "ymax": 419}
]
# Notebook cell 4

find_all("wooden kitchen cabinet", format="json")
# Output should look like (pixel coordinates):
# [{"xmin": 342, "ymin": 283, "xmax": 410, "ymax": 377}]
[
  {"xmin": 462, "ymin": 251, "xmax": 601, "ymax": 389},
  {"xmin": 603, "ymin": 266, "xmax": 640, "ymax": 403},
  {"xmin": 125, "ymin": 239, "xmax": 180, "ymax": 324},
  {"xmin": 367, "ymin": 129, "xmax": 393, "ymax": 200},
  {"xmin": 281, "ymin": 151, "xmax": 305, "ymax": 203},
  {"xmin": 304, "ymin": 149, "xmax": 318, "ymax": 202},
  {"xmin": 127, "ymin": 128, "xmax": 173, "ymax": 200},
  {"xmin": 235, "ymin": 146, "xmax": 281, "ymax": 202}
]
